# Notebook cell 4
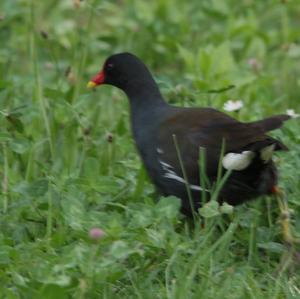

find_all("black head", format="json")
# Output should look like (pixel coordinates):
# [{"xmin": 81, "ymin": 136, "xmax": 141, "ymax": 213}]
[{"xmin": 87, "ymin": 52, "xmax": 155, "ymax": 91}]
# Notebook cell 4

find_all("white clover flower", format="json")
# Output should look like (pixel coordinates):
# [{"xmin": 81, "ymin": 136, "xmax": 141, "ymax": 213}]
[
  {"xmin": 223, "ymin": 100, "xmax": 244, "ymax": 112},
  {"xmin": 286, "ymin": 109, "xmax": 299, "ymax": 118}
]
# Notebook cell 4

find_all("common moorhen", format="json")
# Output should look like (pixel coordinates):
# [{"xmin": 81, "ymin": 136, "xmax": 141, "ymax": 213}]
[{"xmin": 88, "ymin": 52, "xmax": 290, "ymax": 215}]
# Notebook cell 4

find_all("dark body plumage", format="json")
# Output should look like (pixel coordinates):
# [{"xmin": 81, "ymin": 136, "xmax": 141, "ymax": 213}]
[{"xmin": 89, "ymin": 52, "xmax": 290, "ymax": 215}]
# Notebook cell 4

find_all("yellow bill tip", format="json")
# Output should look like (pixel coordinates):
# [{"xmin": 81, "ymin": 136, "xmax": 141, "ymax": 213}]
[{"xmin": 87, "ymin": 81, "xmax": 97, "ymax": 88}]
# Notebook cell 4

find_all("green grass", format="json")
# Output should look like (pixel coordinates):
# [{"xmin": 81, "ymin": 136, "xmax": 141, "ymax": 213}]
[{"xmin": 1, "ymin": 0, "xmax": 300, "ymax": 298}]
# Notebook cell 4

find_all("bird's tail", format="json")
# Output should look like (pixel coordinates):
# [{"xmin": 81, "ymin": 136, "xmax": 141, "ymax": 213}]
[{"xmin": 250, "ymin": 114, "xmax": 290, "ymax": 132}]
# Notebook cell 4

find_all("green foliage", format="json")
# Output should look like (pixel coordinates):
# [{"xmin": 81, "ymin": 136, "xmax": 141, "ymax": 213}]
[{"xmin": 0, "ymin": 0, "xmax": 300, "ymax": 297}]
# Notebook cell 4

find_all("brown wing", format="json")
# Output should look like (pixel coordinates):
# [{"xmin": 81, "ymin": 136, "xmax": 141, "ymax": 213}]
[{"xmin": 157, "ymin": 108, "xmax": 289, "ymax": 182}]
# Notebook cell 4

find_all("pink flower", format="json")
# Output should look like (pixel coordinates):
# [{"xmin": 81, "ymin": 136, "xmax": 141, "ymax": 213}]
[
  {"xmin": 89, "ymin": 228, "xmax": 105, "ymax": 241},
  {"xmin": 247, "ymin": 58, "xmax": 262, "ymax": 71}
]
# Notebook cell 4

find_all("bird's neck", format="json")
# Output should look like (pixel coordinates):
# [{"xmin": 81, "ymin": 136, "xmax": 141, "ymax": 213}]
[
  {"xmin": 125, "ymin": 79, "xmax": 168, "ymax": 116},
  {"xmin": 123, "ymin": 80, "xmax": 170, "ymax": 145}
]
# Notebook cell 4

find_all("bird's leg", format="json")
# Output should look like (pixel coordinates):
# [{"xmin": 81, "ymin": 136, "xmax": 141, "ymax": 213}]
[
  {"xmin": 273, "ymin": 186, "xmax": 300, "ymax": 245},
  {"xmin": 272, "ymin": 186, "xmax": 300, "ymax": 274},
  {"xmin": 272, "ymin": 186, "xmax": 294, "ymax": 245}
]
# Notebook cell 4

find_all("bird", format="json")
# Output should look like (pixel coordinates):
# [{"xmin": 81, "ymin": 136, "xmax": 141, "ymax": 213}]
[{"xmin": 87, "ymin": 52, "xmax": 290, "ymax": 216}]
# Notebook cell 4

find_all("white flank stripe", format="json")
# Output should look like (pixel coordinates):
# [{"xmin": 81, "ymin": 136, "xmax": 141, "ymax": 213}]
[
  {"xmin": 164, "ymin": 173, "xmax": 206, "ymax": 191},
  {"xmin": 159, "ymin": 159, "xmax": 208, "ymax": 192},
  {"xmin": 157, "ymin": 148, "xmax": 164, "ymax": 154},
  {"xmin": 159, "ymin": 160, "xmax": 174, "ymax": 170}
]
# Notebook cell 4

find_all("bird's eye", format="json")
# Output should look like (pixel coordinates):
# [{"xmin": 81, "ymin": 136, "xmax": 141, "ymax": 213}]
[{"xmin": 106, "ymin": 63, "xmax": 114, "ymax": 71}]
